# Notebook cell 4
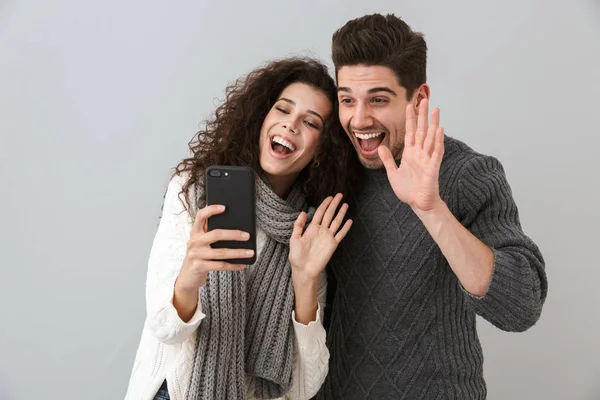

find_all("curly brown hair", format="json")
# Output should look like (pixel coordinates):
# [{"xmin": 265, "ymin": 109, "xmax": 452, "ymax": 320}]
[{"xmin": 174, "ymin": 57, "xmax": 362, "ymax": 209}]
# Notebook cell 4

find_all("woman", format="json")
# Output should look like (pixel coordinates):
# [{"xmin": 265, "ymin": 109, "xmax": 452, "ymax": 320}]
[{"xmin": 124, "ymin": 57, "xmax": 362, "ymax": 400}]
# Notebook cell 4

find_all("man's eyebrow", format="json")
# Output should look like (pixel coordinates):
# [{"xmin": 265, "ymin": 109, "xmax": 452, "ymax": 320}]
[
  {"xmin": 337, "ymin": 87, "xmax": 398, "ymax": 96},
  {"xmin": 367, "ymin": 87, "xmax": 397, "ymax": 96}
]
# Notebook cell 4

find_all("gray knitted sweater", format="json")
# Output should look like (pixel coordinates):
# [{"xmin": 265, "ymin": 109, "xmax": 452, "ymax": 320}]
[{"xmin": 318, "ymin": 136, "xmax": 548, "ymax": 400}]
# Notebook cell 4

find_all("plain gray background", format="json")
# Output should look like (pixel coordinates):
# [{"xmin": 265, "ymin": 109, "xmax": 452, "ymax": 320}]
[{"xmin": 1, "ymin": 0, "xmax": 599, "ymax": 399}]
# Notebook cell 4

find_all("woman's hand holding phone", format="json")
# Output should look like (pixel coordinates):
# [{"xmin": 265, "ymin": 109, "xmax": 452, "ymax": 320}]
[{"xmin": 173, "ymin": 204, "xmax": 254, "ymax": 322}]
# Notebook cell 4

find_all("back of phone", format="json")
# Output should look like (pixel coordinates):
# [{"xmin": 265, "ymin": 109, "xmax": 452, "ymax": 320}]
[{"xmin": 205, "ymin": 165, "xmax": 257, "ymax": 265}]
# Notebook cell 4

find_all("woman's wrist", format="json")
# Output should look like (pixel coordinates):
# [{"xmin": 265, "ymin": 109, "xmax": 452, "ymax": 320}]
[{"xmin": 292, "ymin": 273, "xmax": 319, "ymax": 324}]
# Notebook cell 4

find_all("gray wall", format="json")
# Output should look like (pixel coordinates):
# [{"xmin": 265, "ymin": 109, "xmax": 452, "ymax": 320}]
[{"xmin": 1, "ymin": 0, "xmax": 598, "ymax": 399}]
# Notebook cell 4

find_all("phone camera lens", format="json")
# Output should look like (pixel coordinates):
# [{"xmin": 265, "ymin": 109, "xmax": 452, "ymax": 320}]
[{"xmin": 209, "ymin": 170, "xmax": 222, "ymax": 177}]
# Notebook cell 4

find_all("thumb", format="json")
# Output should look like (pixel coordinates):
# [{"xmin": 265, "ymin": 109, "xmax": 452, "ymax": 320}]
[
  {"xmin": 291, "ymin": 212, "xmax": 307, "ymax": 239},
  {"xmin": 378, "ymin": 145, "xmax": 398, "ymax": 176}
]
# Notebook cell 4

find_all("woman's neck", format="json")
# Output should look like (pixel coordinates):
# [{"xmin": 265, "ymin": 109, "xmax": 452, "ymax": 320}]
[{"xmin": 264, "ymin": 173, "xmax": 298, "ymax": 199}]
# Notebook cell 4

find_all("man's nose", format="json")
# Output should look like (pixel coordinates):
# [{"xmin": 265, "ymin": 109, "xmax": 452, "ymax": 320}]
[{"xmin": 352, "ymin": 104, "xmax": 373, "ymax": 130}]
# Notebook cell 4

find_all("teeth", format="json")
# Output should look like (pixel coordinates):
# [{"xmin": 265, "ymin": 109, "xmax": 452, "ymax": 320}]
[
  {"xmin": 272, "ymin": 136, "xmax": 296, "ymax": 151},
  {"xmin": 355, "ymin": 132, "xmax": 384, "ymax": 140}
]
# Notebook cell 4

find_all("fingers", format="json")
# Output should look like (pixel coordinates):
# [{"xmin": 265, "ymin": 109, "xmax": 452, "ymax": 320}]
[
  {"xmin": 432, "ymin": 126, "xmax": 445, "ymax": 164},
  {"xmin": 196, "ymin": 260, "xmax": 247, "ymax": 272},
  {"xmin": 405, "ymin": 103, "xmax": 416, "ymax": 147},
  {"xmin": 329, "ymin": 202, "xmax": 349, "ymax": 233},
  {"xmin": 378, "ymin": 145, "xmax": 397, "ymax": 175},
  {"xmin": 192, "ymin": 205, "xmax": 226, "ymax": 234},
  {"xmin": 312, "ymin": 196, "xmax": 333, "ymax": 225},
  {"xmin": 188, "ymin": 246, "xmax": 254, "ymax": 262},
  {"xmin": 208, "ymin": 247, "xmax": 255, "ymax": 261},
  {"xmin": 183, "ymin": 247, "xmax": 250, "ymax": 278},
  {"xmin": 296, "ymin": 195, "xmax": 349, "ymax": 238},
  {"xmin": 322, "ymin": 193, "xmax": 343, "ymax": 228},
  {"xmin": 415, "ymin": 99, "xmax": 429, "ymax": 148},
  {"xmin": 190, "ymin": 229, "xmax": 250, "ymax": 247},
  {"xmin": 424, "ymin": 107, "xmax": 440, "ymax": 157},
  {"xmin": 292, "ymin": 212, "xmax": 307, "ymax": 239},
  {"xmin": 334, "ymin": 219, "xmax": 353, "ymax": 242}
]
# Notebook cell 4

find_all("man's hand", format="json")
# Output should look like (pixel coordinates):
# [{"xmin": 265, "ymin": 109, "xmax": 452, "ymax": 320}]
[{"xmin": 378, "ymin": 99, "xmax": 445, "ymax": 213}]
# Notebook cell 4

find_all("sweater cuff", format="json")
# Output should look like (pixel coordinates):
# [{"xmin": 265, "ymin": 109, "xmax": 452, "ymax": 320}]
[
  {"xmin": 158, "ymin": 278, "xmax": 205, "ymax": 335},
  {"xmin": 167, "ymin": 285, "xmax": 205, "ymax": 329},
  {"xmin": 460, "ymin": 248, "xmax": 533, "ymax": 301},
  {"xmin": 292, "ymin": 303, "xmax": 326, "ymax": 351}
]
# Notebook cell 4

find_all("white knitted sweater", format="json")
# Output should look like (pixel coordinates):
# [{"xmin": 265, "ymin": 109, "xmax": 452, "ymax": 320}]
[{"xmin": 124, "ymin": 174, "xmax": 329, "ymax": 400}]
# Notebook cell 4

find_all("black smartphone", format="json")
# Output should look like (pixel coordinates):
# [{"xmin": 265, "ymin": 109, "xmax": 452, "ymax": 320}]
[{"xmin": 205, "ymin": 165, "xmax": 257, "ymax": 265}]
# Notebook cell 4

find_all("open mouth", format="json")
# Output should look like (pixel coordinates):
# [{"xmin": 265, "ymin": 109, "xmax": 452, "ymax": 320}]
[
  {"xmin": 355, "ymin": 131, "xmax": 385, "ymax": 156},
  {"xmin": 269, "ymin": 135, "xmax": 296, "ymax": 159}
]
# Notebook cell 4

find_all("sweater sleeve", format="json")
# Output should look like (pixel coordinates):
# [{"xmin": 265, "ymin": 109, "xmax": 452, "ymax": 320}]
[
  {"xmin": 457, "ymin": 155, "xmax": 548, "ymax": 332},
  {"xmin": 287, "ymin": 270, "xmax": 329, "ymax": 399},
  {"xmin": 145, "ymin": 174, "xmax": 206, "ymax": 344}
]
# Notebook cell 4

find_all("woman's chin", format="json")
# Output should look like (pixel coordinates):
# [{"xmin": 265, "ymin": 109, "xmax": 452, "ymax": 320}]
[
  {"xmin": 260, "ymin": 157, "xmax": 289, "ymax": 176},
  {"xmin": 260, "ymin": 153, "xmax": 312, "ymax": 180}
]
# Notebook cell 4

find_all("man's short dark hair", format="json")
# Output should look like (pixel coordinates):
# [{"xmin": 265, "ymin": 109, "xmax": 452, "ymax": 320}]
[{"xmin": 332, "ymin": 13, "xmax": 428, "ymax": 100}]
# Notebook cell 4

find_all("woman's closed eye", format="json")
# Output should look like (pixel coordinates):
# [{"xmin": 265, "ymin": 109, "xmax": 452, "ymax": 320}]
[{"xmin": 304, "ymin": 119, "xmax": 320, "ymax": 129}]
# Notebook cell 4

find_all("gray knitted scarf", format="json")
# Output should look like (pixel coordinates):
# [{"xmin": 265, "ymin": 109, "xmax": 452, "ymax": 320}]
[{"xmin": 187, "ymin": 175, "xmax": 310, "ymax": 400}]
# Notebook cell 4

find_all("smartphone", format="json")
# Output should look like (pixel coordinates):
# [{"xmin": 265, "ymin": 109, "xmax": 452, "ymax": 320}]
[{"xmin": 205, "ymin": 165, "xmax": 257, "ymax": 264}]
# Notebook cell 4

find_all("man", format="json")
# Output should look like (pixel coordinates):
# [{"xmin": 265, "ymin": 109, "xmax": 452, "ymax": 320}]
[{"xmin": 318, "ymin": 14, "xmax": 548, "ymax": 399}]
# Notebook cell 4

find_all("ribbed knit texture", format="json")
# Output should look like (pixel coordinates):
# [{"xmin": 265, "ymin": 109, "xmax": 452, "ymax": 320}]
[
  {"xmin": 187, "ymin": 177, "xmax": 311, "ymax": 400},
  {"xmin": 318, "ymin": 136, "xmax": 548, "ymax": 400}
]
